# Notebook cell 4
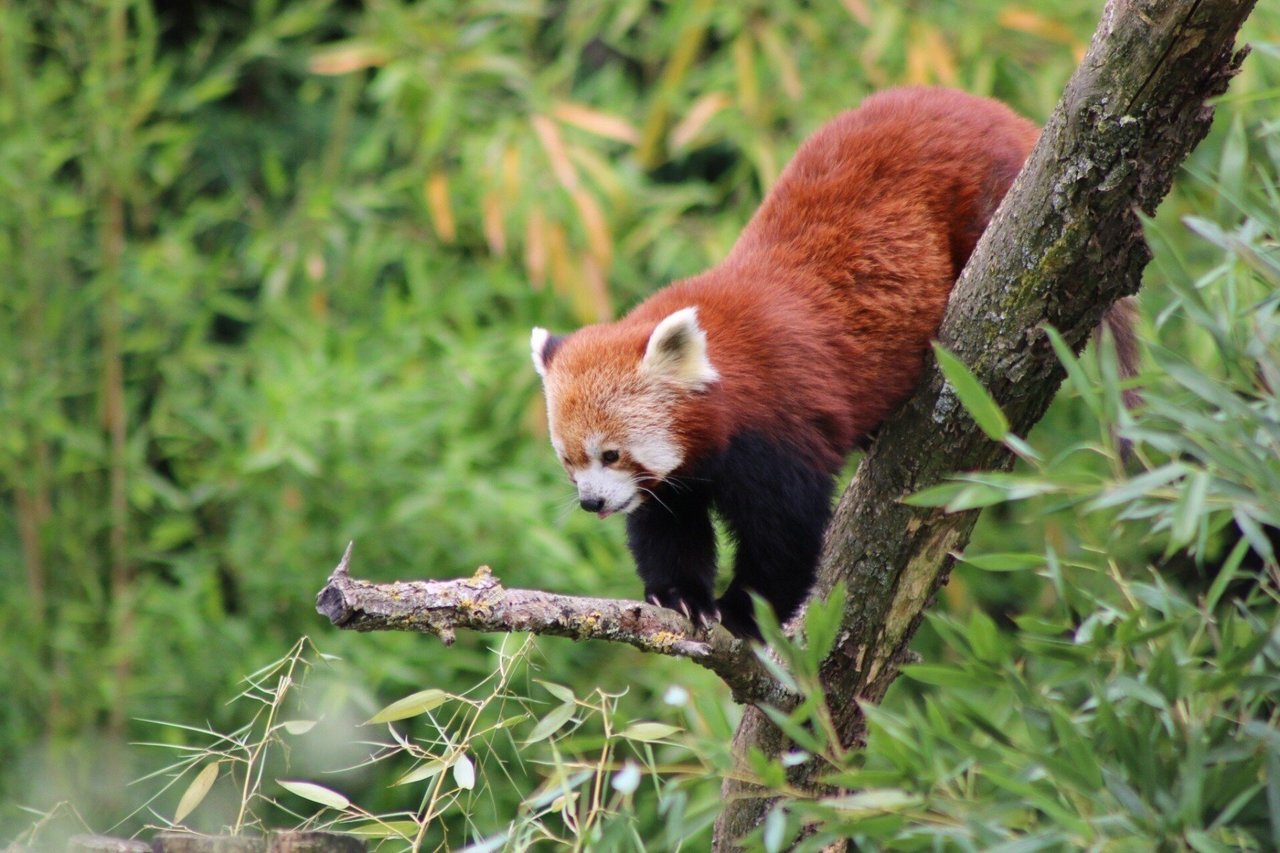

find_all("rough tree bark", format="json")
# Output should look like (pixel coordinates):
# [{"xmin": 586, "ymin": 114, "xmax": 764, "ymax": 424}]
[
  {"xmin": 713, "ymin": 0, "xmax": 1257, "ymax": 847},
  {"xmin": 315, "ymin": 0, "xmax": 1258, "ymax": 849}
]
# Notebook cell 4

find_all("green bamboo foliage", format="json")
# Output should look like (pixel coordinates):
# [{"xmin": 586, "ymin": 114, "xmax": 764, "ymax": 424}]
[{"xmin": 2, "ymin": 0, "xmax": 1278, "ymax": 848}]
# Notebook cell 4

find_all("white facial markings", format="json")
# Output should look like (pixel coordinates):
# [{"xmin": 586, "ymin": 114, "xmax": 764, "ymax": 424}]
[
  {"xmin": 629, "ymin": 425, "xmax": 683, "ymax": 478},
  {"xmin": 572, "ymin": 461, "xmax": 638, "ymax": 515},
  {"xmin": 568, "ymin": 431, "xmax": 633, "ymax": 513}
]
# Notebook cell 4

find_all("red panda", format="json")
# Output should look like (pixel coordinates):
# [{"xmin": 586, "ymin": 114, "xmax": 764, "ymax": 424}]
[{"xmin": 531, "ymin": 87, "xmax": 1048, "ymax": 639}]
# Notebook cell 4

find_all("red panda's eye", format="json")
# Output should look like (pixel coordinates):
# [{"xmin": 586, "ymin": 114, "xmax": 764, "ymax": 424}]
[{"xmin": 601, "ymin": 449, "xmax": 620, "ymax": 466}]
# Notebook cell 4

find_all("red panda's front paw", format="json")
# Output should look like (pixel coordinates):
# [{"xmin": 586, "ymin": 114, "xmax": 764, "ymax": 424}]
[
  {"xmin": 644, "ymin": 585, "xmax": 719, "ymax": 629},
  {"xmin": 715, "ymin": 596, "xmax": 763, "ymax": 642}
]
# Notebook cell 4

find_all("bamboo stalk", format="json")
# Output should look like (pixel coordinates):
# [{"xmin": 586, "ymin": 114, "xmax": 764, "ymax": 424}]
[{"xmin": 101, "ymin": 0, "xmax": 133, "ymax": 737}]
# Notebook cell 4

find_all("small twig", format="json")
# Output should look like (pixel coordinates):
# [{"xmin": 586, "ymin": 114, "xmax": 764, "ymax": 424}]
[{"xmin": 315, "ymin": 543, "xmax": 796, "ymax": 706}]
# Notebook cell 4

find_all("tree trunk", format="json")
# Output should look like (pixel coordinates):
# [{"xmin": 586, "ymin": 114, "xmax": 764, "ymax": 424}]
[{"xmin": 712, "ymin": 0, "xmax": 1257, "ymax": 847}]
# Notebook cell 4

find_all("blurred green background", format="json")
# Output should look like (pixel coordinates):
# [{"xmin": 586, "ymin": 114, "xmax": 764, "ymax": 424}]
[{"xmin": 2, "ymin": 0, "xmax": 1278, "ymax": 849}]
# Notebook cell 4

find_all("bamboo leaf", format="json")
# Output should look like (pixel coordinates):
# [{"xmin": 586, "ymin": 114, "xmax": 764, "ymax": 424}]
[
  {"xmin": 960, "ymin": 552, "xmax": 1044, "ymax": 572},
  {"xmin": 536, "ymin": 680, "xmax": 575, "ymax": 704},
  {"xmin": 364, "ymin": 688, "xmax": 448, "ymax": 725},
  {"xmin": 278, "ymin": 780, "xmax": 350, "ymax": 810},
  {"xmin": 803, "ymin": 581, "xmax": 845, "ymax": 667},
  {"xmin": 452, "ymin": 753, "xmax": 476, "ymax": 790},
  {"xmin": 280, "ymin": 719, "xmax": 317, "ymax": 735},
  {"xmin": 819, "ymin": 789, "xmax": 922, "ymax": 813},
  {"xmin": 1045, "ymin": 324, "xmax": 1102, "ymax": 415},
  {"xmin": 1167, "ymin": 469, "xmax": 1211, "ymax": 554},
  {"xmin": 933, "ymin": 343, "xmax": 1009, "ymax": 441},
  {"xmin": 1086, "ymin": 463, "xmax": 1188, "ymax": 511},
  {"xmin": 396, "ymin": 759, "xmax": 447, "ymax": 786},
  {"xmin": 524, "ymin": 701, "xmax": 575, "ymax": 744},
  {"xmin": 620, "ymin": 722, "xmax": 681, "ymax": 742},
  {"xmin": 174, "ymin": 762, "xmax": 219, "ymax": 824}
]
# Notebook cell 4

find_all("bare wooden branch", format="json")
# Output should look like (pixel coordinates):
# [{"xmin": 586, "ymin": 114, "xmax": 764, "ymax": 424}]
[{"xmin": 316, "ymin": 544, "xmax": 795, "ymax": 706}]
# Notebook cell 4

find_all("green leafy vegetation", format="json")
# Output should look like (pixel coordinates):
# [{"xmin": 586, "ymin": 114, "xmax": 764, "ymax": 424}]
[{"xmin": 2, "ymin": 0, "xmax": 1278, "ymax": 850}]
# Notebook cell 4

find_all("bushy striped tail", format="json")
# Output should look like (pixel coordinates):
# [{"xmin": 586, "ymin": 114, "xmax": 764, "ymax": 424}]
[
  {"xmin": 1100, "ymin": 296, "xmax": 1142, "ymax": 411},
  {"xmin": 1098, "ymin": 296, "xmax": 1141, "ymax": 457}
]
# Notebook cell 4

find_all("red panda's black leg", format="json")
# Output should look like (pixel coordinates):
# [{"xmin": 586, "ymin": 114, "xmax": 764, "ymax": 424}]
[
  {"xmin": 712, "ymin": 432, "xmax": 835, "ymax": 640},
  {"xmin": 625, "ymin": 487, "xmax": 719, "ymax": 627}
]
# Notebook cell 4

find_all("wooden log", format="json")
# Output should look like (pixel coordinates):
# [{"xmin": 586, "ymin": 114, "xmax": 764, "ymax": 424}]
[
  {"xmin": 148, "ymin": 833, "xmax": 264, "ymax": 853},
  {"xmin": 147, "ymin": 832, "xmax": 365, "ymax": 852},
  {"xmin": 67, "ymin": 835, "xmax": 149, "ymax": 853},
  {"xmin": 268, "ymin": 832, "xmax": 366, "ymax": 853}
]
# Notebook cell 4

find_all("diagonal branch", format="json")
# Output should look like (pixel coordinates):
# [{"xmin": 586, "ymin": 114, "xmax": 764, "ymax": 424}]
[
  {"xmin": 714, "ymin": 0, "xmax": 1257, "ymax": 847},
  {"xmin": 316, "ymin": 543, "xmax": 796, "ymax": 706}
]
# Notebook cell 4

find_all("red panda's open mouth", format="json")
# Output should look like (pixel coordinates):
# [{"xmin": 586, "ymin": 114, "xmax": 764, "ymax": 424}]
[{"xmin": 597, "ymin": 509, "xmax": 614, "ymax": 519}]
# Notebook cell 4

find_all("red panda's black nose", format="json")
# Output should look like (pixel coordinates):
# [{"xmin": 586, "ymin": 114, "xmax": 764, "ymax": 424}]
[{"xmin": 580, "ymin": 496, "xmax": 605, "ymax": 513}]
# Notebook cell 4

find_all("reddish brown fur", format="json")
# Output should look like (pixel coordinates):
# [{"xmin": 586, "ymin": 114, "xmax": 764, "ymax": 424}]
[{"xmin": 550, "ymin": 87, "xmax": 1040, "ymax": 475}]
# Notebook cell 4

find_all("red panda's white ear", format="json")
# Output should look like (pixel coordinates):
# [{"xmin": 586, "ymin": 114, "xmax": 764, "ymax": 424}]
[
  {"xmin": 641, "ymin": 307, "xmax": 719, "ymax": 390},
  {"xmin": 531, "ymin": 327, "xmax": 553, "ymax": 377}
]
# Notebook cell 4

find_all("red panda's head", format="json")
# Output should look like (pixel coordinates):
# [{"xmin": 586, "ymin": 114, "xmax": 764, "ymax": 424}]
[{"xmin": 531, "ymin": 307, "xmax": 719, "ymax": 517}]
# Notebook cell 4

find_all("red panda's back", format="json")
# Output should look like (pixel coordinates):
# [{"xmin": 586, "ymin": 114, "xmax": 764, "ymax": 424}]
[
  {"xmin": 634, "ymin": 88, "xmax": 1040, "ymax": 470},
  {"xmin": 734, "ymin": 87, "xmax": 1039, "ymax": 279}
]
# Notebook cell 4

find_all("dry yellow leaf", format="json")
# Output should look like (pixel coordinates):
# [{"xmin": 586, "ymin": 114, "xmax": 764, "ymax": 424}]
[
  {"xmin": 308, "ymin": 42, "xmax": 390, "ymax": 75},
  {"xmin": 580, "ymin": 255, "xmax": 613, "ymax": 323},
  {"xmin": 906, "ymin": 26, "xmax": 957, "ymax": 87},
  {"xmin": 532, "ymin": 114, "xmax": 578, "ymax": 191},
  {"xmin": 545, "ymin": 219, "xmax": 572, "ymax": 299},
  {"xmin": 174, "ymin": 762, "xmax": 219, "ymax": 824},
  {"xmin": 756, "ymin": 25, "xmax": 802, "ymax": 100},
  {"xmin": 570, "ymin": 188, "xmax": 612, "ymax": 268},
  {"xmin": 840, "ymin": 0, "xmax": 872, "ymax": 27},
  {"xmin": 670, "ymin": 92, "xmax": 731, "ymax": 152},
  {"xmin": 425, "ymin": 171, "xmax": 456, "ymax": 243},
  {"xmin": 924, "ymin": 28, "xmax": 957, "ymax": 87},
  {"xmin": 906, "ymin": 40, "xmax": 929, "ymax": 86},
  {"xmin": 525, "ymin": 207, "xmax": 547, "ymax": 290},
  {"xmin": 501, "ymin": 143, "xmax": 521, "ymax": 199},
  {"xmin": 308, "ymin": 290, "xmax": 328, "ymax": 321},
  {"xmin": 552, "ymin": 102, "xmax": 640, "ymax": 146},
  {"xmin": 999, "ymin": 8, "xmax": 1080, "ymax": 47},
  {"xmin": 733, "ymin": 34, "xmax": 759, "ymax": 119},
  {"xmin": 482, "ymin": 191, "xmax": 506, "ymax": 256}
]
